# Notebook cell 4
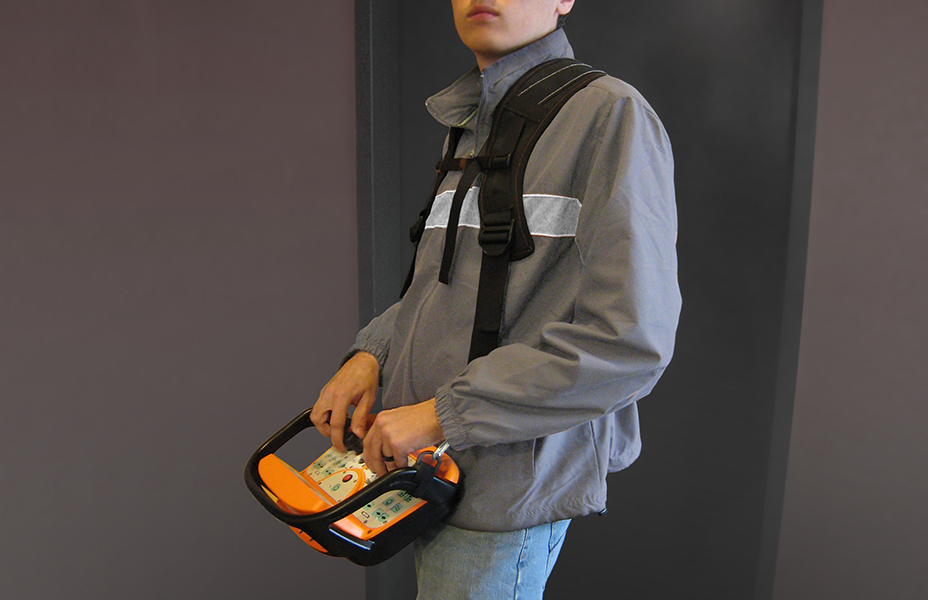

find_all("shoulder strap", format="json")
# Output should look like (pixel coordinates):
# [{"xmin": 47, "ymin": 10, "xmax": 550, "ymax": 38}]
[
  {"xmin": 469, "ymin": 59, "xmax": 605, "ymax": 361},
  {"xmin": 400, "ymin": 59, "xmax": 606, "ymax": 363},
  {"xmin": 401, "ymin": 127, "xmax": 467, "ymax": 297}
]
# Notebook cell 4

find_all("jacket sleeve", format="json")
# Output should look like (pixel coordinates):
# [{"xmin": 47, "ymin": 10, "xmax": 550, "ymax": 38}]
[
  {"xmin": 434, "ymin": 95, "xmax": 682, "ymax": 450},
  {"xmin": 342, "ymin": 301, "xmax": 401, "ymax": 374}
]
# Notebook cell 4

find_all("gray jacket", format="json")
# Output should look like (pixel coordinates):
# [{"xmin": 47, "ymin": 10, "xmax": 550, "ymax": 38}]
[{"xmin": 349, "ymin": 29, "xmax": 681, "ymax": 531}]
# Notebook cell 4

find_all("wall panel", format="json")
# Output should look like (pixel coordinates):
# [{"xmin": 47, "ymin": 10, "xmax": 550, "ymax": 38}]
[{"xmin": 0, "ymin": 2, "xmax": 361, "ymax": 598}]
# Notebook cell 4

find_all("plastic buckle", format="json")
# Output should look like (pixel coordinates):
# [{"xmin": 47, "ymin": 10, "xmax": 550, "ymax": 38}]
[
  {"xmin": 478, "ymin": 210, "xmax": 513, "ymax": 256},
  {"xmin": 488, "ymin": 154, "xmax": 511, "ymax": 169},
  {"xmin": 412, "ymin": 441, "xmax": 449, "ymax": 499},
  {"xmin": 477, "ymin": 154, "xmax": 512, "ymax": 170}
]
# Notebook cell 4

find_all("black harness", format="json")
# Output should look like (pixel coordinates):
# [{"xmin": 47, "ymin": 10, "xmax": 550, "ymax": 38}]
[{"xmin": 403, "ymin": 58, "xmax": 606, "ymax": 362}]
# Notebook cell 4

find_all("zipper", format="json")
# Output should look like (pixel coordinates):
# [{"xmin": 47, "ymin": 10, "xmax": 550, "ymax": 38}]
[{"xmin": 473, "ymin": 70, "xmax": 489, "ymax": 155}]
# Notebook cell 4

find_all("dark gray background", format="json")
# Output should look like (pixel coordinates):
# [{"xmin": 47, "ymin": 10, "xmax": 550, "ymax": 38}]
[
  {"xmin": 2, "ymin": 1, "xmax": 926, "ymax": 600},
  {"xmin": 0, "ymin": 2, "xmax": 361, "ymax": 598}
]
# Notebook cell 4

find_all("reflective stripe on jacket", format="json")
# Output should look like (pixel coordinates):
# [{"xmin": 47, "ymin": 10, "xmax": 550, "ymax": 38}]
[{"xmin": 349, "ymin": 28, "xmax": 681, "ymax": 531}]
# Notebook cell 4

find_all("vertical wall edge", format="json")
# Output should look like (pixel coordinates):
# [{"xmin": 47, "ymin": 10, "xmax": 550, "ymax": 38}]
[{"xmin": 754, "ymin": 1, "xmax": 824, "ymax": 598}]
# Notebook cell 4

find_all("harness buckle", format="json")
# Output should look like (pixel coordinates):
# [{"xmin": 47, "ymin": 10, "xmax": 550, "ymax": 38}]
[
  {"xmin": 478, "ymin": 153, "xmax": 512, "ymax": 170},
  {"xmin": 478, "ymin": 210, "xmax": 514, "ymax": 256}
]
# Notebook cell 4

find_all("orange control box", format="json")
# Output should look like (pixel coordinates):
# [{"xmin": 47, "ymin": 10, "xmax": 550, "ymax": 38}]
[
  {"xmin": 258, "ymin": 445, "xmax": 460, "ymax": 552},
  {"xmin": 244, "ymin": 408, "xmax": 462, "ymax": 566}
]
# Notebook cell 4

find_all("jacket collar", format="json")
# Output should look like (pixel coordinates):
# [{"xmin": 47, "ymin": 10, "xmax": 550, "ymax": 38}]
[{"xmin": 426, "ymin": 28, "xmax": 575, "ymax": 131}]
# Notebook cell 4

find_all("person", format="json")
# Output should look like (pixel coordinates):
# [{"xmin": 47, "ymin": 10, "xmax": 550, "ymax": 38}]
[{"xmin": 311, "ymin": 1, "xmax": 681, "ymax": 597}]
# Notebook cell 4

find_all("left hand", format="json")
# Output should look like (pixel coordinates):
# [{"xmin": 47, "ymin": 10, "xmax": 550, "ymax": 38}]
[{"xmin": 362, "ymin": 399, "xmax": 445, "ymax": 477}]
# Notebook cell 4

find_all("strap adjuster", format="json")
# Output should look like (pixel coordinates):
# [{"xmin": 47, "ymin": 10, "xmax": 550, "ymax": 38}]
[
  {"xmin": 478, "ymin": 154, "xmax": 512, "ymax": 170},
  {"xmin": 478, "ymin": 210, "xmax": 513, "ymax": 256}
]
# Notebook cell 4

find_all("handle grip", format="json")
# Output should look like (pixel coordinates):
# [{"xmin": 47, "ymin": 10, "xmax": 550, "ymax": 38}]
[{"xmin": 243, "ymin": 408, "xmax": 459, "ymax": 560}]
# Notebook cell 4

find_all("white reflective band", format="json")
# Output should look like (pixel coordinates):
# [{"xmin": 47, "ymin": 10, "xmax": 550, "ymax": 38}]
[{"xmin": 424, "ymin": 187, "xmax": 581, "ymax": 238}]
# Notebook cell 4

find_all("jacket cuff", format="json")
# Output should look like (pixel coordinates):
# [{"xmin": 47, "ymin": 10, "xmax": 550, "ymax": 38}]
[
  {"xmin": 434, "ymin": 384, "xmax": 471, "ymax": 450},
  {"xmin": 341, "ymin": 340, "xmax": 389, "ymax": 386},
  {"xmin": 341, "ymin": 341, "xmax": 386, "ymax": 368}
]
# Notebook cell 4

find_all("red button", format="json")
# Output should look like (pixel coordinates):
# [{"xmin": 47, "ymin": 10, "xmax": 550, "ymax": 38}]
[{"xmin": 342, "ymin": 474, "xmax": 353, "ymax": 482}]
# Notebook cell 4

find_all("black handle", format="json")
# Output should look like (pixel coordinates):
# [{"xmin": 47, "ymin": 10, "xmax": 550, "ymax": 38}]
[
  {"xmin": 243, "ymin": 408, "xmax": 459, "ymax": 559},
  {"xmin": 243, "ymin": 407, "xmax": 316, "ymax": 520}
]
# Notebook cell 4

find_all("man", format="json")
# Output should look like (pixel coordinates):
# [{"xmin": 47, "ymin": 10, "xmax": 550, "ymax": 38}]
[{"xmin": 311, "ymin": 1, "xmax": 681, "ymax": 597}]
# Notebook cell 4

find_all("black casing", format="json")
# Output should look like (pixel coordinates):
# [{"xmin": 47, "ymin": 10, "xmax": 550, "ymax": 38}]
[{"xmin": 243, "ymin": 408, "xmax": 462, "ymax": 566}]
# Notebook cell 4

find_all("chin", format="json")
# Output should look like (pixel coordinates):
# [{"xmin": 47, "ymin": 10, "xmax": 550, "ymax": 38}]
[{"xmin": 462, "ymin": 34, "xmax": 512, "ymax": 60}]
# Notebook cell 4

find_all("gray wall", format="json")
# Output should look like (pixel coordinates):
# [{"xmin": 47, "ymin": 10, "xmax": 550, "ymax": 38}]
[
  {"xmin": 4, "ymin": 2, "xmax": 925, "ymax": 599},
  {"xmin": 773, "ymin": 1, "xmax": 928, "ymax": 598},
  {"xmin": 0, "ymin": 2, "xmax": 361, "ymax": 598}
]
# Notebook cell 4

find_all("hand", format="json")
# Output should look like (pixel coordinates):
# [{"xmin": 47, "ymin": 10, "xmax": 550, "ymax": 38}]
[
  {"xmin": 362, "ymin": 399, "xmax": 445, "ymax": 477},
  {"xmin": 311, "ymin": 352, "xmax": 380, "ymax": 452}
]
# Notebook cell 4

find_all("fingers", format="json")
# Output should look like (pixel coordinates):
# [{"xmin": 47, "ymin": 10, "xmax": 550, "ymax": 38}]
[
  {"xmin": 381, "ymin": 451, "xmax": 398, "ymax": 474},
  {"xmin": 362, "ymin": 421, "xmax": 404, "ymax": 477},
  {"xmin": 329, "ymin": 406, "xmax": 349, "ymax": 453},
  {"xmin": 350, "ymin": 391, "xmax": 377, "ymax": 439},
  {"xmin": 361, "ymin": 401, "xmax": 444, "ymax": 476},
  {"xmin": 309, "ymin": 403, "xmax": 332, "ymax": 438},
  {"xmin": 312, "ymin": 352, "xmax": 381, "ymax": 452},
  {"xmin": 312, "ymin": 387, "xmax": 349, "ymax": 452},
  {"xmin": 362, "ymin": 425, "xmax": 390, "ymax": 477}
]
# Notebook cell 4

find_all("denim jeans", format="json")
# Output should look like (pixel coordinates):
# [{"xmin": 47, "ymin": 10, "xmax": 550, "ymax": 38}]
[{"xmin": 412, "ymin": 520, "xmax": 571, "ymax": 600}]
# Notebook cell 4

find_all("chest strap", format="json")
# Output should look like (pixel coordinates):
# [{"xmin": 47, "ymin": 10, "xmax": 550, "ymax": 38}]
[{"xmin": 402, "ymin": 127, "xmax": 466, "ymax": 296}]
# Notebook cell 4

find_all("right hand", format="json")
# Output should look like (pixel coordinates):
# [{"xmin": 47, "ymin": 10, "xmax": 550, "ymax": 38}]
[{"xmin": 310, "ymin": 351, "xmax": 380, "ymax": 452}]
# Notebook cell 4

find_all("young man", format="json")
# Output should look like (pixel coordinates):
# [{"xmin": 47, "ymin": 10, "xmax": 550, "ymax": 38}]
[{"xmin": 312, "ymin": 1, "xmax": 681, "ymax": 597}]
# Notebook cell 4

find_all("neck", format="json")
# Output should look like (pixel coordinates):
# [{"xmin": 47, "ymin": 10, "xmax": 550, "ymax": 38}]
[{"xmin": 474, "ymin": 28, "xmax": 559, "ymax": 71}]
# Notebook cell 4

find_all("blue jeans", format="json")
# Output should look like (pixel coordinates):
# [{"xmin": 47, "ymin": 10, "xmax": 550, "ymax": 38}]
[{"xmin": 412, "ymin": 520, "xmax": 571, "ymax": 600}]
